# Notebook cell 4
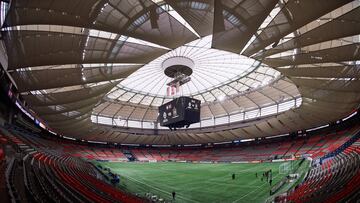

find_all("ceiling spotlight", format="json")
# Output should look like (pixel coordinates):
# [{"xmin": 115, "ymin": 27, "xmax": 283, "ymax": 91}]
[
  {"xmin": 262, "ymin": 79, "xmax": 270, "ymax": 86},
  {"xmin": 218, "ymin": 95, "xmax": 225, "ymax": 101}
]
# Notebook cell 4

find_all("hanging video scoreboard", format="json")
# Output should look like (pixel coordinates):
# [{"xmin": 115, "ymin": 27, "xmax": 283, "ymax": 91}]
[{"xmin": 159, "ymin": 96, "xmax": 201, "ymax": 128}]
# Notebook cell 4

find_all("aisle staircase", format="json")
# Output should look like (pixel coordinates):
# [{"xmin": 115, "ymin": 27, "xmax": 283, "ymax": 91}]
[{"xmin": 122, "ymin": 150, "xmax": 137, "ymax": 161}]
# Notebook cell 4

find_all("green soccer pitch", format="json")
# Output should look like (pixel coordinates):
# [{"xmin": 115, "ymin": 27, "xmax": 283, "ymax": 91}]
[{"xmin": 97, "ymin": 161, "xmax": 302, "ymax": 203}]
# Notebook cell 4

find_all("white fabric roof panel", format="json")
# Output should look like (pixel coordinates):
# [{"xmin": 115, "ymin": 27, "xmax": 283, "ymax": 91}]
[
  {"xmin": 208, "ymin": 103, "xmax": 227, "ymax": 117},
  {"xmin": 99, "ymin": 103, "xmax": 122, "ymax": 117},
  {"xmin": 112, "ymin": 36, "xmax": 271, "ymax": 102},
  {"xmin": 143, "ymin": 109, "xmax": 158, "ymax": 121}
]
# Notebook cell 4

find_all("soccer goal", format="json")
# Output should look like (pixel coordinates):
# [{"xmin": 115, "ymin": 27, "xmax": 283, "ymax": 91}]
[{"xmin": 279, "ymin": 161, "xmax": 294, "ymax": 174}]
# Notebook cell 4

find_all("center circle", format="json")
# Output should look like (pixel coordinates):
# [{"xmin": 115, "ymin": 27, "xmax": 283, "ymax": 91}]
[{"xmin": 162, "ymin": 57, "xmax": 194, "ymax": 78}]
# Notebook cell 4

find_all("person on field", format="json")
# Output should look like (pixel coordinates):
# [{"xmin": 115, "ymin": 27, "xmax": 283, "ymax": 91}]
[
  {"xmin": 172, "ymin": 191, "xmax": 176, "ymax": 200},
  {"xmin": 232, "ymin": 173, "xmax": 235, "ymax": 180}
]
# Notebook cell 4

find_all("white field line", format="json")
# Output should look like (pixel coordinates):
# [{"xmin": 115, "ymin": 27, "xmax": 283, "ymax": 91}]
[
  {"xmin": 187, "ymin": 181, "xmax": 260, "ymax": 192},
  {"xmin": 122, "ymin": 174, "xmax": 200, "ymax": 203},
  {"xmin": 232, "ymin": 174, "xmax": 280, "ymax": 203}
]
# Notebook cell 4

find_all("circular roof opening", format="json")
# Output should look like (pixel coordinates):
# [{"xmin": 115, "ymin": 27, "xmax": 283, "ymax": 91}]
[
  {"xmin": 111, "ymin": 35, "xmax": 280, "ymax": 104},
  {"xmin": 163, "ymin": 57, "xmax": 194, "ymax": 78}
]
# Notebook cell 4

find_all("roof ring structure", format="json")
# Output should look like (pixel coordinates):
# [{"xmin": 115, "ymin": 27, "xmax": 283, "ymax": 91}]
[
  {"xmin": 110, "ymin": 36, "xmax": 275, "ymax": 104},
  {"xmin": 163, "ymin": 57, "xmax": 194, "ymax": 78}
]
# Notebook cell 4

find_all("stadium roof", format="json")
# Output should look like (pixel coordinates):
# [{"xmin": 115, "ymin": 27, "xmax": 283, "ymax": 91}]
[{"xmin": 0, "ymin": 0, "xmax": 359, "ymax": 144}]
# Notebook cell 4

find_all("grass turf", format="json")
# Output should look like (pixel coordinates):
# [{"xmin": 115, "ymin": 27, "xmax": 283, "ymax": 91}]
[{"xmin": 98, "ymin": 161, "xmax": 295, "ymax": 203}]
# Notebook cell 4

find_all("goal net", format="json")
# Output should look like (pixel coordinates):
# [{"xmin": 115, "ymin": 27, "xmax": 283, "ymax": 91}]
[{"xmin": 279, "ymin": 162, "xmax": 293, "ymax": 174}]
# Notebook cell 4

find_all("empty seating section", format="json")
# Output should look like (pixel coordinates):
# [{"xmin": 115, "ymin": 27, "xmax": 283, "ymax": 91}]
[
  {"xmin": 127, "ymin": 127, "xmax": 359, "ymax": 162},
  {"xmin": 1, "ymin": 127, "xmax": 144, "ymax": 203},
  {"xmin": 307, "ymin": 128, "xmax": 357, "ymax": 159},
  {"xmin": 4, "ymin": 124, "xmax": 358, "ymax": 164},
  {"xmin": 130, "ymin": 149, "xmax": 149, "ymax": 161},
  {"xmin": 0, "ymin": 133, "xmax": 10, "ymax": 202},
  {"xmin": 272, "ymin": 140, "xmax": 293, "ymax": 157},
  {"xmin": 68, "ymin": 124, "xmax": 360, "ymax": 163},
  {"xmin": 277, "ymin": 132, "xmax": 360, "ymax": 203},
  {"xmin": 65, "ymin": 145, "xmax": 128, "ymax": 162},
  {"xmin": 295, "ymin": 135, "xmax": 322, "ymax": 156}
]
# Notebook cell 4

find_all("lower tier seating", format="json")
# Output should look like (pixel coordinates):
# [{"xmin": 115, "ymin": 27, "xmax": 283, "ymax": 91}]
[
  {"xmin": 276, "ymin": 135, "xmax": 360, "ymax": 203},
  {"xmin": 1, "ymin": 128, "xmax": 145, "ymax": 203}
]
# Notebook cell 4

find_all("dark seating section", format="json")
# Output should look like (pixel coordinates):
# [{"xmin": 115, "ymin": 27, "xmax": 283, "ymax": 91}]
[
  {"xmin": 126, "ymin": 125, "xmax": 359, "ymax": 162},
  {"xmin": 65, "ymin": 146, "xmax": 128, "ymax": 162},
  {"xmin": 54, "ymin": 125, "xmax": 357, "ymax": 163},
  {"xmin": 277, "ymin": 133, "xmax": 360, "ymax": 203},
  {"xmin": 1, "ymin": 128, "xmax": 144, "ymax": 203},
  {"xmin": 0, "ymin": 134, "xmax": 10, "ymax": 202},
  {"xmin": 5, "ymin": 124, "xmax": 358, "ymax": 164}
]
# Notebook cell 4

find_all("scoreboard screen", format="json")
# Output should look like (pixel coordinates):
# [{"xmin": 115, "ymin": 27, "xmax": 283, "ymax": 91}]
[{"xmin": 159, "ymin": 96, "xmax": 201, "ymax": 129}]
